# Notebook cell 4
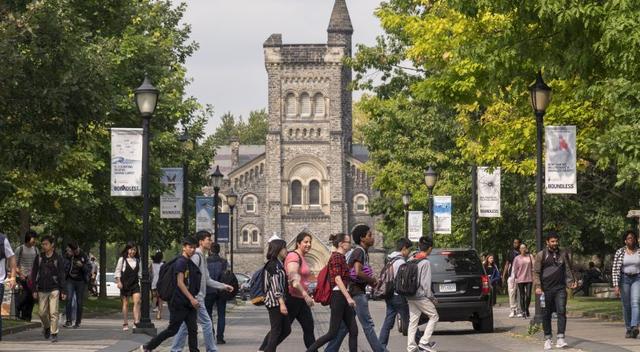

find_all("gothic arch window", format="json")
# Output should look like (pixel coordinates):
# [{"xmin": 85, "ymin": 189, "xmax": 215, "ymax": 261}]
[
  {"xmin": 241, "ymin": 224, "xmax": 261, "ymax": 246},
  {"xmin": 260, "ymin": 163, "xmax": 264, "ymax": 175},
  {"xmin": 309, "ymin": 180, "xmax": 320, "ymax": 206},
  {"xmin": 291, "ymin": 180, "xmax": 303, "ymax": 206},
  {"xmin": 314, "ymin": 93, "xmax": 325, "ymax": 117},
  {"xmin": 354, "ymin": 194, "xmax": 369, "ymax": 213},
  {"xmin": 300, "ymin": 93, "xmax": 311, "ymax": 117},
  {"xmin": 242, "ymin": 194, "xmax": 258, "ymax": 213},
  {"xmin": 286, "ymin": 93, "xmax": 297, "ymax": 117}
]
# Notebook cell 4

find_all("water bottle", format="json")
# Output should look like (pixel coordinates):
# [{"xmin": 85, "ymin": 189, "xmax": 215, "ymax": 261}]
[{"xmin": 540, "ymin": 293, "xmax": 546, "ymax": 308}]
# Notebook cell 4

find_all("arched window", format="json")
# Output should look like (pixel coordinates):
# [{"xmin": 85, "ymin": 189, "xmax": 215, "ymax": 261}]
[
  {"xmin": 241, "ymin": 225, "xmax": 261, "ymax": 245},
  {"xmin": 309, "ymin": 180, "xmax": 320, "ymax": 205},
  {"xmin": 300, "ymin": 93, "xmax": 311, "ymax": 117},
  {"xmin": 291, "ymin": 180, "xmax": 302, "ymax": 206},
  {"xmin": 252, "ymin": 230, "xmax": 259, "ymax": 243},
  {"xmin": 314, "ymin": 94, "xmax": 325, "ymax": 117},
  {"xmin": 354, "ymin": 194, "xmax": 369, "ymax": 213},
  {"xmin": 242, "ymin": 229, "xmax": 249, "ymax": 243},
  {"xmin": 286, "ymin": 93, "xmax": 297, "ymax": 117},
  {"xmin": 243, "ymin": 194, "xmax": 257, "ymax": 213}
]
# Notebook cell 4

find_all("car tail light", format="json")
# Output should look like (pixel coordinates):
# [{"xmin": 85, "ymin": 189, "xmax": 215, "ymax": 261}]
[{"xmin": 481, "ymin": 275, "xmax": 491, "ymax": 295}]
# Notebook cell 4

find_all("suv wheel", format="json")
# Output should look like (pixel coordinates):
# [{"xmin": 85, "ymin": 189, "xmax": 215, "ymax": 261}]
[{"xmin": 473, "ymin": 309, "xmax": 494, "ymax": 333}]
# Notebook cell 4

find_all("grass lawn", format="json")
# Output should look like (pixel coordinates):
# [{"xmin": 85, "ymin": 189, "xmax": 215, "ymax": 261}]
[
  {"xmin": 2, "ymin": 318, "xmax": 34, "ymax": 329},
  {"xmin": 48, "ymin": 296, "xmax": 124, "ymax": 318},
  {"xmin": 495, "ymin": 293, "xmax": 622, "ymax": 320}
]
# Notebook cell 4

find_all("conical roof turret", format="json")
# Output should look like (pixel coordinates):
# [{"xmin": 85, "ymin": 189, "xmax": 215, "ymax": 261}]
[{"xmin": 327, "ymin": 0, "xmax": 353, "ymax": 34}]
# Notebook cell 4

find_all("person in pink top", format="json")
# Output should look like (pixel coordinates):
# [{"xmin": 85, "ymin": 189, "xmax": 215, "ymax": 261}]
[
  {"xmin": 512, "ymin": 243, "xmax": 535, "ymax": 318},
  {"xmin": 259, "ymin": 231, "xmax": 316, "ymax": 350}
]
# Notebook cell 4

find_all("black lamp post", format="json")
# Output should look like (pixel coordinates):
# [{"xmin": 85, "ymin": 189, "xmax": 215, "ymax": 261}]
[
  {"xmin": 211, "ymin": 166, "xmax": 224, "ymax": 242},
  {"xmin": 402, "ymin": 190, "xmax": 411, "ymax": 239},
  {"xmin": 226, "ymin": 189, "xmax": 238, "ymax": 272},
  {"xmin": 530, "ymin": 71, "xmax": 552, "ymax": 325},
  {"xmin": 133, "ymin": 75, "xmax": 158, "ymax": 335},
  {"xmin": 424, "ymin": 167, "xmax": 438, "ymax": 241},
  {"xmin": 178, "ymin": 127, "xmax": 189, "ymax": 239}
]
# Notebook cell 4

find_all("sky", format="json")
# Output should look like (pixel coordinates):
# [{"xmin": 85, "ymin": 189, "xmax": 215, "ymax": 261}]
[{"xmin": 176, "ymin": 0, "xmax": 384, "ymax": 135}]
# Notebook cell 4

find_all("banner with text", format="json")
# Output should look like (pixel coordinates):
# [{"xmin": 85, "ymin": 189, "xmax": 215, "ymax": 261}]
[
  {"xmin": 545, "ymin": 126, "xmax": 577, "ymax": 194},
  {"xmin": 433, "ymin": 196, "xmax": 452, "ymax": 235},
  {"xmin": 160, "ymin": 168, "xmax": 183, "ymax": 219},
  {"xmin": 477, "ymin": 167, "xmax": 501, "ymax": 218},
  {"xmin": 217, "ymin": 213, "xmax": 229, "ymax": 243},
  {"xmin": 408, "ymin": 211, "xmax": 424, "ymax": 242},
  {"xmin": 110, "ymin": 128, "xmax": 143, "ymax": 196},
  {"xmin": 196, "ymin": 196, "xmax": 214, "ymax": 235}
]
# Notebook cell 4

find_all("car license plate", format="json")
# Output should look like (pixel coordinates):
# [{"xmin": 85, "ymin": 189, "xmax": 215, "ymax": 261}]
[{"xmin": 439, "ymin": 283, "xmax": 456, "ymax": 292}]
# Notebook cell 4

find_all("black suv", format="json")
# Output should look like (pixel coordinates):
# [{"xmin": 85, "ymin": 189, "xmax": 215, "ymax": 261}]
[{"xmin": 398, "ymin": 248, "xmax": 494, "ymax": 333}]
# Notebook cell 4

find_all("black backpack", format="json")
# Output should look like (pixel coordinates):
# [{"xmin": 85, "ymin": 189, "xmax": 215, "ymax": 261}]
[
  {"xmin": 395, "ymin": 259, "xmax": 424, "ymax": 296},
  {"xmin": 156, "ymin": 256, "xmax": 181, "ymax": 302},
  {"xmin": 218, "ymin": 270, "xmax": 239, "ymax": 301}
]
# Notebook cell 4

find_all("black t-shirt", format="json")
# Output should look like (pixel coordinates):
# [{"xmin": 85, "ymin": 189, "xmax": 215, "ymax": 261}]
[
  {"xmin": 348, "ymin": 246, "xmax": 369, "ymax": 296},
  {"xmin": 506, "ymin": 249, "xmax": 519, "ymax": 276},
  {"xmin": 172, "ymin": 256, "xmax": 201, "ymax": 307},
  {"xmin": 541, "ymin": 249, "xmax": 567, "ymax": 292}
]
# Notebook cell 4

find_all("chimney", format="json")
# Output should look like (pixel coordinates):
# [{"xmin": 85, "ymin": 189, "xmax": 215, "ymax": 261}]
[{"xmin": 230, "ymin": 136, "xmax": 240, "ymax": 169}]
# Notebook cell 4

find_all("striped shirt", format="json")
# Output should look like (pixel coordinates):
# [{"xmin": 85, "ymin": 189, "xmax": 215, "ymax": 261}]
[
  {"xmin": 612, "ymin": 246, "xmax": 640, "ymax": 287},
  {"xmin": 264, "ymin": 259, "xmax": 287, "ymax": 308}
]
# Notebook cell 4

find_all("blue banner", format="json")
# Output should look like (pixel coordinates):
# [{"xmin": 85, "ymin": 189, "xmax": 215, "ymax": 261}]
[{"xmin": 217, "ymin": 213, "xmax": 229, "ymax": 243}]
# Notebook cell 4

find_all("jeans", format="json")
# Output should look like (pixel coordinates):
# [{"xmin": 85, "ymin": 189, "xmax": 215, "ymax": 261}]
[
  {"xmin": 408, "ymin": 299, "xmax": 439, "ymax": 352},
  {"xmin": 307, "ymin": 291, "xmax": 357, "ymax": 352},
  {"xmin": 171, "ymin": 298, "xmax": 217, "ymax": 352},
  {"xmin": 620, "ymin": 274, "xmax": 640, "ymax": 330},
  {"xmin": 325, "ymin": 294, "xmax": 386, "ymax": 352},
  {"xmin": 517, "ymin": 282, "xmax": 532, "ymax": 316},
  {"xmin": 65, "ymin": 279, "xmax": 86, "ymax": 325},
  {"xmin": 542, "ymin": 288, "xmax": 567, "ymax": 339},
  {"xmin": 0, "ymin": 284, "xmax": 4, "ymax": 340},
  {"xmin": 146, "ymin": 304, "xmax": 199, "ymax": 352},
  {"xmin": 260, "ymin": 296, "xmax": 315, "ymax": 349},
  {"xmin": 264, "ymin": 306, "xmax": 292, "ymax": 352},
  {"xmin": 378, "ymin": 295, "xmax": 409, "ymax": 347},
  {"xmin": 205, "ymin": 293, "xmax": 227, "ymax": 339}
]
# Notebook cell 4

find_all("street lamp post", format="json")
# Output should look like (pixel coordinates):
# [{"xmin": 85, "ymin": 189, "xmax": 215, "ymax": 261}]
[
  {"xmin": 133, "ymin": 75, "xmax": 158, "ymax": 335},
  {"xmin": 211, "ymin": 166, "xmax": 224, "ymax": 243},
  {"xmin": 178, "ymin": 127, "xmax": 189, "ymax": 239},
  {"xmin": 402, "ymin": 190, "xmax": 411, "ymax": 239},
  {"xmin": 226, "ymin": 190, "xmax": 238, "ymax": 272},
  {"xmin": 529, "ymin": 70, "xmax": 552, "ymax": 325},
  {"xmin": 424, "ymin": 167, "xmax": 438, "ymax": 241}
]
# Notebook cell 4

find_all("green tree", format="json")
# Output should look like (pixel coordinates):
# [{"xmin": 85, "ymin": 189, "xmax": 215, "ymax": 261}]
[{"xmin": 210, "ymin": 109, "xmax": 268, "ymax": 146}]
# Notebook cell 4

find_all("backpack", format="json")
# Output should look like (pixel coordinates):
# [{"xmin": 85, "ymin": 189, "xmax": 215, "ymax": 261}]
[
  {"xmin": 249, "ymin": 265, "xmax": 267, "ymax": 306},
  {"xmin": 218, "ymin": 269, "xmax": 239, "ymax": 301},
  {"xmin": 207, "ymin": 255, "xmax": 227, "ymax": 282},
  {"xmin": 156, "ymin": 256, "xmax": 181, "ymax": 302},
  {"xmin": 373, "ymin": 257, "xmax": 402, "ymax": 300},
  {"xmin": 0, "ymin": 234, "xmax": 6, "ymax": 261},
  {"xmin": 313, "ymin": 265, "xmax": 331, "ymax": 306},
  {"xmin": 395, "ymin": 259, "xmax": 424, "ymax": 296}
]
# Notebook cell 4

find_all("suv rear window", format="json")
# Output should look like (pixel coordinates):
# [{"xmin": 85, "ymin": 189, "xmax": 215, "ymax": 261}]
[{"xmin": 430, "ymin": 251, "xmax": 483, "ymax": 275}]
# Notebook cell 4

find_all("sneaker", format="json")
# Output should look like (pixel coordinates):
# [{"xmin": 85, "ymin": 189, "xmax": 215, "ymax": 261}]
[
  {"xmin": 544, "ymin": 339, "xmax": 552, "ymax": 350},
  {"xmin": 633, "ymin": 327, "xmax": 639, "ymax": 338},
  {"xmin": 516, "ymin": 313, "xmax": 523, "ymax": 318},
  {"xmin": 63, "ymin": 321, "xmax": 73, "ymax": 328},
  {"xmin": 73, "ymin": 324, "xmax": 80, "ymax": 329},
  {"xmin": 217, "ymin": 338, "xmax": 226, "ymax": 344},
  {"xmin": 43, "ymin": 327, "xmax": 51, "ymax": 339},
  {"xmin": 556, "ymin": 337, "xmax": 568, "ymax": 348},
  {"xmin": 419, "ymin": 341, "xmax": 438, "ymax": 352},
  {"xmin": 139, "ymin": 345, "xmax": 151, "ymax": 352},
  {"xmin": 508, "ymin": 311, "xmax": 516, "ymax": 318},
  {"xmin": 626, "ymin": 329, "xmax": 633, "ymax": 338},
  {"xmin": 51, "ymin": 334, "xmax": 58, "ymax": 343}
]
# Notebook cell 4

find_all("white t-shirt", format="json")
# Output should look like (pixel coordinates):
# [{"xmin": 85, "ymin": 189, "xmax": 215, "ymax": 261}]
[{"xmin": 0, "ymin": 237, "xmax": 15, "ymax": 282}]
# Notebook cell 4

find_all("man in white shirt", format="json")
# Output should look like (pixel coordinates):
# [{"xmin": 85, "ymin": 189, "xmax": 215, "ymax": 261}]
[{"xmin": 0, "ymin": 232, "xmax": 17, "ymax": 341}]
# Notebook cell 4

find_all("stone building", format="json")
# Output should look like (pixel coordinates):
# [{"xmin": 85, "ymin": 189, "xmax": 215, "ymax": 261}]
[{"xmin": 212, "ymin": 0, "xmax": 383, "ymax": 275}]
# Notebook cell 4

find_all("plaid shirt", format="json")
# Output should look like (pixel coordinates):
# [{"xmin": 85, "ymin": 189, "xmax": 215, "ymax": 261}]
[
  {"xmin": 612, "ymin": 247, "xmax": 640, "ymax": 287},
  {"xmin": 328, "ymin": 252, "xmax": 350, "ymax": 290}
]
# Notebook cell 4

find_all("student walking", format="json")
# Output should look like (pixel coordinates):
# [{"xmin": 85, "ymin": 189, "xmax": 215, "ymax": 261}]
[
  {"xmin": 258, "ymin": 238, "xmax": 291, "ymax": 352},
  {"xmin": 141, "ymin": 237, "xmax": 202, "ymax": 352},
  {"xmin": 483, "ymin": 254, "xmax": 500, "ymax": 306},
  {"xmin": 306, "ymin": 233, "xmax": 357, "ymax": 352},
  {"xmin": 205, "ymin": 242, "xmax": 229, "ymax": 343},
  {"xmin": 502, "ymin": 238, "xmax": 522, "ymax": 318},
  {"xmin": 533, "ymin": 231, "xmax": 576, "ymax": 350},
  {"xmin": 612, "ymin": 230, "xmax": 640, "ymax": 338},
  {"xmin": 406, "ymin": 237, "xmax": 439, "ymax": 352},
  {"xmin": 63, "ymin": 241, "xmax": 91, "ymax": 328},
  {"xmin": 115, "ymin": 242, "xmax": 142, "ymax": 330},
  {"xmin": 31, "ymin": 235, "xmax": 66, "ymax": 343},
  {"xmin": 170, "ymin": 231, "xmax": 233, "ymax": 352},
  {"xmin": 151, "ymin": 251, "xmax": 164, "ymax": 320},
  {"xmin": 0, "ymin": 232, "xmax": 17, "ymax": 341},
  {"xmin": 15, "ymin": 230, "xmax": 39, "ymax": 321},
  {"xmin": 512, "ymin": 243, "xmax": 534, "ymax": 318},
  {"xmin": 259, "ymin": 232, "xmax": 315, "ymax": 350},
  {"xmin": 326, "ymin": 225, "xmax": 386, "ymax": 352},
  {"xmin": 378, "ymin": 238, "xmax": 412, "ymax": 348}
]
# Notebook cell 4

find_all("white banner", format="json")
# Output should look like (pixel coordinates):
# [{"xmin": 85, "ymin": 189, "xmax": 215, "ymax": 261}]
[
  {"xmin": 196, "ymin": 196, "xmax": 214, "ymax": 234},
  {"xmin": 477, "ymin": 167, "xmax": 501, "ymax": 218},
  {"xmin": 433, "ymin": 196, "xmax": 452, "ymax": 234},
  {"xmin": 110, "ymin": 128, "xmax": 143, "ymax": 196},
  {"xmin": 407, "ymin": 211, "xmax": 423, "ymax": 242},
  {"xmin": 160, "ymin": 168, "xmax": 183, "ymax": 219},
  {"xmin": 545, "ymin": 126, "xmax": 577, "ymax": 194}
]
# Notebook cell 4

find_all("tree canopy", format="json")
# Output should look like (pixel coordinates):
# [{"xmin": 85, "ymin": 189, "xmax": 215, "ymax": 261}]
[{"xmin": 210, "ymin": 109, "xmax": 268, "ymax": 146}]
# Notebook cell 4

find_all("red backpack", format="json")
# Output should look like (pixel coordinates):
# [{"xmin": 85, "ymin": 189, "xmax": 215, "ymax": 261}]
[{"xmin": 313, "ymin": 265, "xmax": 331, "ymax": 306}]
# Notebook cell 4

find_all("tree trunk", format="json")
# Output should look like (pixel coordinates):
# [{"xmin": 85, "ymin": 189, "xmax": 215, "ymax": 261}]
[
  {"xmin": 19, "ymin": 208, "xmax": 30, "ymax": 237},
  {"xmin": 99, "ymin": 238, "xmax": 107, "ymax": 298}
]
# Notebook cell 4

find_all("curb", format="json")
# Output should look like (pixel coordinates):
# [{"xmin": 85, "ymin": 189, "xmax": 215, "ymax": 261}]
[
  {"xmin": 1, "ymin": 321, "xmax": 42, "ymax": 336},
  {"xmin": 495, "ymin": 303, "xmax": 623, "ymax": 322}
]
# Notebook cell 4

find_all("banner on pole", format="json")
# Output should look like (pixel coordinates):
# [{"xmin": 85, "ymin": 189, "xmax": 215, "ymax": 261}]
[
  {"xmin": 217, "ymin": 213, "xmax": 230, "ymax": 243},
  {"xmin": 433, "ymin": 196, "xmax": 452, "ymax": 234},
  {"xmin": 545, "ymin": 126, "xmax": 577, "ymax": 194},
  {"xmin": 477, "ymin": 167, "xmax": 501, "ymax": 218},
  {"xmin": 407, "ymin": 211, "xmax": 424, "ymax": 242},
  {"xmin": 160, "ymin": 168, "xmax": 183, "ymax": 219},
  {"xmin": 196, "ymin": 197, "xmax": 214, "ymax": 234},
  {"xmin": 110, "ymin": 128, "xmax": 143, "ymax": 196}
]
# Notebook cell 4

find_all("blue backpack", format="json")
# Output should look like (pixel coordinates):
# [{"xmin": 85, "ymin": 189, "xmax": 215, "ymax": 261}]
[{"xmin": 249, "ymin": 264, "xmax": 267, "ymax": 306}]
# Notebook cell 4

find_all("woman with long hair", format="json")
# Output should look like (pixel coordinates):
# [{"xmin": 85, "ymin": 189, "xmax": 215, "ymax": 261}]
[
  {"xmin": 150, "ymin": 251, "xmax": 164, "ymax": 320},
  {"xmin": 613, "ymin": 230, "xmax": 640, "ymax": 338},
  {"xmin": 261, "ymin": 238, "xmax": 291, "ymax": 352},
  {"xmin": 483, "ymin": 253, "xmax": 500, "ymax": 306},
  {"xmin": 115, "ymin": 242, "xmax": 141, "ymax": 330},
  {"xmin": 306, "ymin": 233, "xmax": 357, "ymax": 352},
  {"xmin": 512, "ymin": 243, "xmax": 535, "ymax": 318}
]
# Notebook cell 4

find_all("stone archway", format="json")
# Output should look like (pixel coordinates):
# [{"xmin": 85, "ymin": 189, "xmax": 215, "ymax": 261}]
[{"xmin": 287, "ymin": 233, "xmax": 332, "ymax": 278}]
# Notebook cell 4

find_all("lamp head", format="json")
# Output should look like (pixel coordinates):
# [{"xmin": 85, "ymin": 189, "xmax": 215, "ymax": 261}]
[
  {"xmin": 134, "ymin": 75, "xmax": 159, "ymax": 117},
  {"xmin": 529, "ymin": 70, "xmax": 552, "ymax": 113},
  {"xmin": 424, "ymin": 166, "xmax": 438, "ymax": 190}
]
